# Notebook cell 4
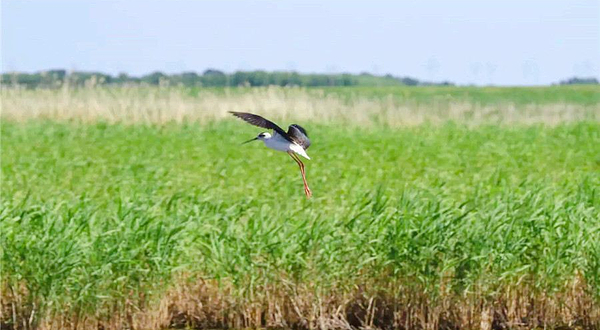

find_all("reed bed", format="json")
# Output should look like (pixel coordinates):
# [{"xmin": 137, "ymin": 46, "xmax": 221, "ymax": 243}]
[
  {"xmin": 1, "ymin": 86, "xmax": 600, "ymax": 329},
  {"xmin": 2, "ymin": 86, "xmax": 599, "ymax": 126}
]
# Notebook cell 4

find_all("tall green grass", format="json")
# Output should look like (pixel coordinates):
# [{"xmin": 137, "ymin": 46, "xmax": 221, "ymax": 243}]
[{"xmin": 2, "ymin": 119, "xmax": 599, "ymax": 329}]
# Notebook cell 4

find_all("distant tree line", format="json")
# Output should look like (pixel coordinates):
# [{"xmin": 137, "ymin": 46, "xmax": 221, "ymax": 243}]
[
  {"xmin": 0, "ymin": 69, "xmax": 455, "ymax": 88},
  {"xmin": 557, "ymin": 77, "xmax": 599, "ymax": 85}
]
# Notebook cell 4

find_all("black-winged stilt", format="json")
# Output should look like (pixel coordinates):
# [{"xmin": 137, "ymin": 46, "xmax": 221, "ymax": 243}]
[{"xmin": 230, "ymin": 111, "xmax": 312, "ymax": 198}]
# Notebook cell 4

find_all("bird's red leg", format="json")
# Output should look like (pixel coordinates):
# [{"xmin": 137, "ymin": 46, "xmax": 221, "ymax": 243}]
[{"xmin": 288, "ymin": 152, "xmax": 312, "ymax": 198}]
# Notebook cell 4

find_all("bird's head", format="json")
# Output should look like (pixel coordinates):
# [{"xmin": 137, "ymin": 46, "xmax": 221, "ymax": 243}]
[
  {"xmin": 242, "ymin": 132, "xmax": 271, "ymax": 144},
  {"xmin": 257, "ymin": 132, "xmax": 271, "ymax": 140}
]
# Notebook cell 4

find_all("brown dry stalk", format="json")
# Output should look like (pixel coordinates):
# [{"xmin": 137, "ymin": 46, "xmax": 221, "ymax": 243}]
[{"xmin": 3, "ymin": 274, "xmax": 599, "ymax": 330}]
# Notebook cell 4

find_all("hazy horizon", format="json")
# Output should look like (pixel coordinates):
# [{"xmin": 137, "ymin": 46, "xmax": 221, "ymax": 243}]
[{"xmin": 2, "ymin": 0, "xmax": 599, "ymax": 86}]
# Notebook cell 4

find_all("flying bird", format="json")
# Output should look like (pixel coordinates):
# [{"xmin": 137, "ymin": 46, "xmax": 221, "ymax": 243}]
[{"xmin": 230, "ymin": 111, "xmax": 312, "ymax": 198}]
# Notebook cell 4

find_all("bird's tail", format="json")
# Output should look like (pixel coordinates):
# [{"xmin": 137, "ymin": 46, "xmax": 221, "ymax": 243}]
[
  {"xmin": 297, "ymin": 149, "xmax": 311, "ymax": 160},
  {"xmin": 290, "ymin": 143, "xmax": 311, "ymax": 160}
]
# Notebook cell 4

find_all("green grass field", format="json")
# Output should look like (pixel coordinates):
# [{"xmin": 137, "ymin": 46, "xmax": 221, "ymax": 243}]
[
  {"xmin": 318, "ymin": 85, "xmax": 600, "ymax": 105},
  {"xmin": 2, "ymin": 86, "xmax": 600, "ymax": 329}
]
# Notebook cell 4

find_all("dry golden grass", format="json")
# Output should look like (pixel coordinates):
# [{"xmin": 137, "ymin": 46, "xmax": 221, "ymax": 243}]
[
  {"xmin": 6, "ymin": 274, "xmax": 597, "ymax": 330},
  {"xmin": 2, "ymin": 86, "xmax": 598, "ymax": 126}
]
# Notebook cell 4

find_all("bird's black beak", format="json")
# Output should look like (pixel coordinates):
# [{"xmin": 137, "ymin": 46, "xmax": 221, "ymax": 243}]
[{"xmin": 242, "ymin": 137, "xmax": 258, "ymax": 144}]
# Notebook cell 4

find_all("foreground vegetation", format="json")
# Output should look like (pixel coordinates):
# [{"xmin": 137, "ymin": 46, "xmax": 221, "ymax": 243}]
[{"xmin": 1, "ymin": 86, "xmax": 600, "ymax": 329}]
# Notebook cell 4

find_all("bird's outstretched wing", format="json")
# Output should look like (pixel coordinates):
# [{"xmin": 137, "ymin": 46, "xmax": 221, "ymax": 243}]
[
  {"xmin": 287, "ymin": 124, "xmax": 311, "ymax": 149},
  {"xmin": 229, "ymin": 112, "xmax": 291, "ymax": 140}
]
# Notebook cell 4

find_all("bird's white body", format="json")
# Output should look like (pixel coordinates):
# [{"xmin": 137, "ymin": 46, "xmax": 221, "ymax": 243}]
[
  {"xmin": 231, "ymin": 111, "xmax": 312, "ymax": 198},
  {"xmin": 260, "ymin": 132, "xmax": 311, "ymax": 160}
]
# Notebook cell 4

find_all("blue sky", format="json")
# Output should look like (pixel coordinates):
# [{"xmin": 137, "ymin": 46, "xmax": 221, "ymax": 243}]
[{"xmin": 2, "ymin": 0, "xmax": 598, "ymax": 85}]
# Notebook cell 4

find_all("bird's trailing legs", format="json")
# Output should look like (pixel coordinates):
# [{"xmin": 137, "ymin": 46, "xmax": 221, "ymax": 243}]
[{"xmin": 288, "ymin": 151, "xmax": 312, "ymax": 198}]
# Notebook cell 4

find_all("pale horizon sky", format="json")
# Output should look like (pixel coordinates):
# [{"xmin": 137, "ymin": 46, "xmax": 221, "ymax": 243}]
[{"xmin": 2, "ymin": 0, "xmax": 599, "ymax": 86}]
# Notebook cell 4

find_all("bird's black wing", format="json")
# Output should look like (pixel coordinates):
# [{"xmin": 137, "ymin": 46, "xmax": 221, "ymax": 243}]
[
  {"xmin": 229, "ymin": 112, "xmax": 292, "ymax": 141},
  {"xmin": 287, "ymin": 124, "xmax": 311, "ymax": 149}
]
